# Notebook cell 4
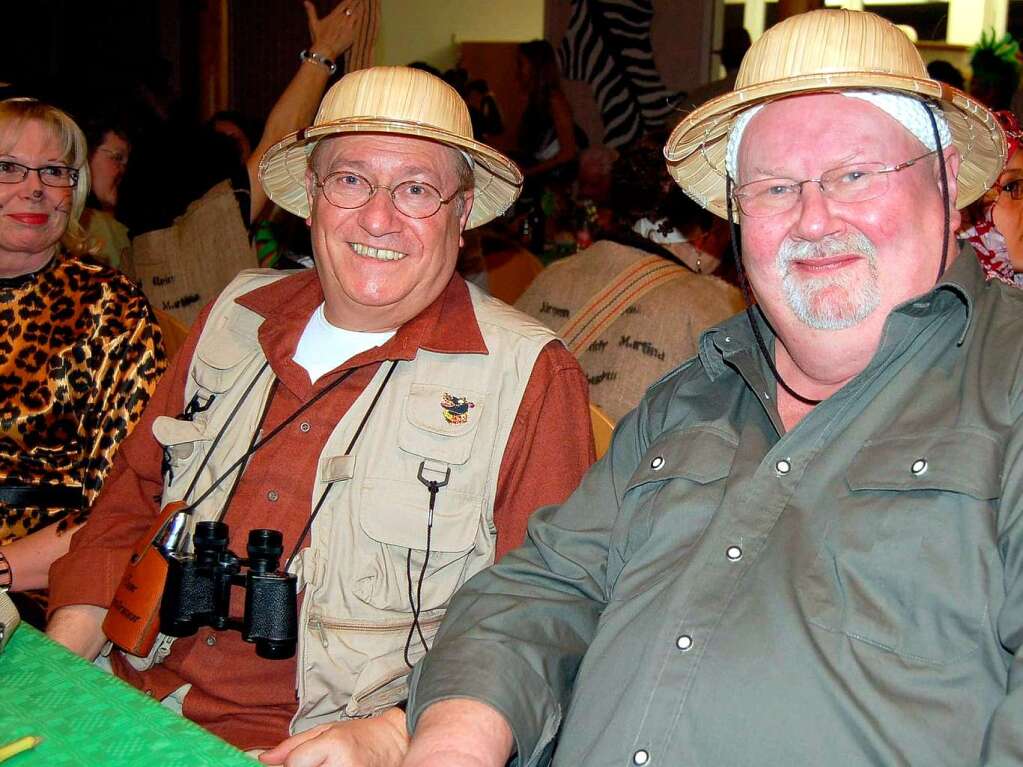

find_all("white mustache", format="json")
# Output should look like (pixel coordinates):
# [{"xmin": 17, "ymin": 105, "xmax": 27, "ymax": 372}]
[{"xmin": 777, "ymin": 232, "xmax": 877, "ymax": 275}]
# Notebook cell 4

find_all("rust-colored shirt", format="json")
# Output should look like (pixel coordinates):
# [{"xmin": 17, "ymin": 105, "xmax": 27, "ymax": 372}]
[{"xmin": 49, "ymin": 271, "xmax": 593, "ymax": 749}]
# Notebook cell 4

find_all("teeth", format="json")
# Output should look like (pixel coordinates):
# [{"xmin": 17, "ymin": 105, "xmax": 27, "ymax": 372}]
[{"xmin": 350, "ymin": 242, "xmax": 407, "ymax": 261}]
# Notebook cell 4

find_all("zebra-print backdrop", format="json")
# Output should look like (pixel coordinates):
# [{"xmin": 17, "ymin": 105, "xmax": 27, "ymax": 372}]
[{"xmin": 558, "ymin": 0, "xmax": 679, "ymax": 148}]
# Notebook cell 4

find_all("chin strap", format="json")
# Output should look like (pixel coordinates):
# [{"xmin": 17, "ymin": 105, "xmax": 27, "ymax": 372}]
[{"xmin": 726, "ymin": 174, "xmax": 823, "ymax": 406}]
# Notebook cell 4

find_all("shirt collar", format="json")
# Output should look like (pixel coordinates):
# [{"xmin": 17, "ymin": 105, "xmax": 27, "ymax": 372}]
[
  {"xmin": 698, "ymin": 244, "xmax": 983, "ymax": 377},
  {"xmin": 236, "ymin": 270, "xmax": 488, "ymax": 393}
]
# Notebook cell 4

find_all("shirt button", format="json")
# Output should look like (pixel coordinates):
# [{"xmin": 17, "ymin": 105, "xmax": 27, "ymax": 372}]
[
  {"xmin": 775, "ymin": 458, "xmax": 791, "ymax": 475},
  {"xmin": 633, "ymin": 749, "xmax": 650, "ymax": 765},
  {"xmin": 911, "ymin": 458, "xmax": 928, "ymax": 475},
  {"xmin": 144, "ymin": 689, "xmax": 153, "ymax": 696},
  {"xmin": 267, "ymin": 490, "xmax": 279, "ymax": 502},
  {"xmin": 650, "ymin": 456, "xmax": 665, "ymax": 471},
  {"xmin": 676, "ymin": 634, "xmax": 693, "ymax": 651},
  {"xmin": 726, "ymin": 545, "xmax": 743, "ymax": 561},
  {"xmin": 206, "ymin": 633, "xmax": 217, "ymax": 646},
  {"xmin": 299, "ymin": 421, "xmax": 311, "ymax": 433}
]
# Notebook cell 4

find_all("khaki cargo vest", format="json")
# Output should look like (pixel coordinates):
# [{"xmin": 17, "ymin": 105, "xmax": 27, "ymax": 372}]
[{"xmin": 148, "ymin": 270, "xmax": 556, "ymax": 733}]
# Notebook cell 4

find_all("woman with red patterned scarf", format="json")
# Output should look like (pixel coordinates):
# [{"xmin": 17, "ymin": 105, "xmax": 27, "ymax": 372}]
[{"xmin": 961, "ymin": 110, "xmax": 1023, "ymax": 286}]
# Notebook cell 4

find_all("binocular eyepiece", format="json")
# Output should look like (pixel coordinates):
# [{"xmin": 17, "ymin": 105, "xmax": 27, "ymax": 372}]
[{"xmin": 160, "ymin": 521, "xmax": 298, "ymax": 659}]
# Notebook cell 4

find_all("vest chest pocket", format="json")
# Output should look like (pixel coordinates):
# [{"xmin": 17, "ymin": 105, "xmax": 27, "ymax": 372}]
[
  {"xmin": 798, "ymin": 429, "xmax": 1001, "ymax": 666},
  {"xmin": 152, "ymin": 416, "xmax": 206, "ymax": 496},
  {"xmin": 354, "ymin": 383, "xmax": 490, "ymax": 613}
]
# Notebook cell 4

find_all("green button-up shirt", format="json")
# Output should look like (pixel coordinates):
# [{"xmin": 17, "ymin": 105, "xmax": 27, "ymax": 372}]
[{"xmin": 409, "ymin": 250, "xmax": 1023, "ymax": 766}]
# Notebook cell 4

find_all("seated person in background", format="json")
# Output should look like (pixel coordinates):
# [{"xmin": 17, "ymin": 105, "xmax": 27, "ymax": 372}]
[
  {"xmin": 401, "ymin": 10, "xmax": 1023, "ymax": 766},
  {"xmin": 0, "ymin": 99, "xmax": 165, "ymax": 623},
  {"xmin": 47, "ymin": 65, "xmax": 594, "ymax": 765},
  {"xmin": 516, "ymin": 138, "xmax": 743, "ymax": 422},
  {"xmin": 79, "ymin": 113, "xmax": 132, "ymax": 269},
  {"xmin": 962, "ymin": 110, "xmax": 1023, "ymax": 286},
  {"xmin": 515, "ymin": 40, "xmax": 580, "ymax": 188},
  {"xmin": 122, "ymin": 0, "xmax": 366, "ymax": 321}
]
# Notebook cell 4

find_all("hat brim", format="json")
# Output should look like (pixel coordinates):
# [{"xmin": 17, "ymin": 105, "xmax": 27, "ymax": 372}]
[
  {"xmin": 259, "ymin": 117, "xmax": 524, "ymax": 229},
  {"xmin": 665, "ymin": 72, "xmax": 1006, "ymax": 217}
]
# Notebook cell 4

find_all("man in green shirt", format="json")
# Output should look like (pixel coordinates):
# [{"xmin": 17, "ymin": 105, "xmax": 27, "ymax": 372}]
[{"xmin": 399, "ymin": 10, "xmax": 1019, "ymax": 767}]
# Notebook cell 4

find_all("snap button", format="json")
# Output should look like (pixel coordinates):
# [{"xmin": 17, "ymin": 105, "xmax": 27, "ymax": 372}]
[
  {"xmin": 650, "ymin": 456, "xmax": 665, "ymax": 471},
  {"xmin": 267, "ymin": 490, "xmax": 280, "ymax": 502},
  {"xmin": 633, "ymin": 749, "xmax": 650, "ymax": 765},
  {"xmin": 726, "ymin": 545, "xmax": 743, "ymax": 561},
  {"xmin": 676, "ymin": 634, "xmax": 693, "ymax": 651},
  {"xmin": 911, "ymin": 458, "xmax": 927, "ymax": 476},
  {"xmin": 144, "ymin": 689, "xmax": 153, "ymax": 696},
  {"xmin": 206, "ymin": 634, "xmax": 217, "ymax": 646},
  {"xmin": 775, "ymin": 458, "xmax": 791, "ymax": 475},
  {"xmin": 299, "ymin": 421, "xmax": 311, "ymax": 433}
]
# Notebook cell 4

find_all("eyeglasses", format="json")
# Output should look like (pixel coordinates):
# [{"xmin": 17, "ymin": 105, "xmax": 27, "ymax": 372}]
[
  {"xmin": 732, "ymin": 149, "xmax": 939, "ymax": 218},
  {"xmin": 0, "ymin": 160, "xmax": 79, "ymax": 188},
  {"xmin": 314, "ymin": 170, "xmax": 462, "ymax": 219},
  {"xmin": 96, "ymin": 147, "xmax": 130, "ymax": 167}
]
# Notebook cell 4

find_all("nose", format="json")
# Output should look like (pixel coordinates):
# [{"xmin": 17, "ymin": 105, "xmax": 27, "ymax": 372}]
[
  {"xmin": 19, "ymin": 170, "xmax": 45, "ymax": 199},
  {"xmin": 791, "ymin": 181, "xmax": 841, "ymax": 242},
  {"xmin": 356, "ymin": 186, "xmax": 403, "ymax": 238}
]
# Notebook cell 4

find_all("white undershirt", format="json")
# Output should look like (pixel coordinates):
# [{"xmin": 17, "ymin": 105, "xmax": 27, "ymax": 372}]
[{"xmin": 293, "ymin": 304, "xmax": 396, "ymax": 383}]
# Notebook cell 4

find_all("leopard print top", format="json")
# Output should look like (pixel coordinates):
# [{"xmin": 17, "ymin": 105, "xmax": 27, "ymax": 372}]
[{"xmin": 0, "ymin": 250, "xmax": 167, "ymax": 544}]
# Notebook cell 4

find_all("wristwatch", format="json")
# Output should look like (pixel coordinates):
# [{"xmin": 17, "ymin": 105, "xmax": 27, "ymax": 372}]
[{"xmin": 300, "ymin": 49, "xmax": 337, "ymax": 75}]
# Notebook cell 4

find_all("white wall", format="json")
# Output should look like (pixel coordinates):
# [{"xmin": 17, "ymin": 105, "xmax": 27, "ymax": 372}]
[{"xmin": 376, "ymin": 0, "xmax": 546, "ymax": 70}]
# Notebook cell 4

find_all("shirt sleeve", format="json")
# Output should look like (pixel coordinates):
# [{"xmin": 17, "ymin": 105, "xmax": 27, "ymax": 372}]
[
  {"xmin": 982, "ymin": 409, "xmax": 1023, "ymax": 763},
  {"xmin": 492, "ymin": 340, "xmax": 595, "ymax": 560},
  {"xmin": 70, "ymin": 281, "xmax": 168, "ymax": 526},
  {"xmin": 408, "ymin": 393, "xmax": 648, "ymax": 767},
  {"xmin": 47, "ymin": 303, "xmax": 212, "ymax": 615}
]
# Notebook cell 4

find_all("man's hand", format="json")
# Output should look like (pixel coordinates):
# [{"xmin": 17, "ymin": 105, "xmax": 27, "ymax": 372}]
[
  {"xmin": 304, "ymin": 0, "xmax": 365, "ymax": 62},
  {"xmin": 259, "ymin": 706, "xmax": 409, "ymax": 767},
  {"xmin": 400, "ymin": 699, "xmax": 514, "ymax": 767},
  {"xmin": 47, "ymin": 605, "xmax": 108, "ymax": 660}
]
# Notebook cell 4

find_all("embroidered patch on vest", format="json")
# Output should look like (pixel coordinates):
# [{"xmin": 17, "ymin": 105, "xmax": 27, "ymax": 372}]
[{"xmin": 441, "ymin": 392, "xmax": 476, "ymax": 424}]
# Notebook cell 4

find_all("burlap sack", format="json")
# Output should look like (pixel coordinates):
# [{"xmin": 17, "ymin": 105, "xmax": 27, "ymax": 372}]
[{"xmin": 125, "ymin": 181, "xmax": 257, "ymax": 326}]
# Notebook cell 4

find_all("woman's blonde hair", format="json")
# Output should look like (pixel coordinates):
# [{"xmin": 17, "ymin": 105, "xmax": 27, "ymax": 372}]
[{"xmin": 0, "ymin": 98, "xmax": 91, "ymax": 254}]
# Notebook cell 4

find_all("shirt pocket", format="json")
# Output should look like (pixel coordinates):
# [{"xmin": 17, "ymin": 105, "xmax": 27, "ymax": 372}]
[
  {"xmin": 353, "ymin": 383, "xmax": 488, "ymax": 612},
  {"xmin": 610, "ymin": 427, "xmax": 738, "ymax": 597},
  {"xmin": 799, "ymin": 428, "xmax": 1000, "ymax": 666}
]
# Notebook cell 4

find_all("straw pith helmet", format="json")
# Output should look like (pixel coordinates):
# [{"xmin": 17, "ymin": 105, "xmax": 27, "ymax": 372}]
[
  {"xmin": 259, "ymin": 66, "xmax": 523, "ymax": 229},
  {"xmin": 665, "ymin": 9, "xmax": 1006, "ymax": 218}
]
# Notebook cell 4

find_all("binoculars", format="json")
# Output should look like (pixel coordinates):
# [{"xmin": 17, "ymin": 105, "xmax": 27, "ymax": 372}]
[{"xmin": 159, "ymin": 521, "xmax": 298, "ymax": 659}]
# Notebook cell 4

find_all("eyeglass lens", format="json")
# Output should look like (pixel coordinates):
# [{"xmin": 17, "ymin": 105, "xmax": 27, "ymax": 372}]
[{"xmin": 0, "ymin": 161, "xmax": 78, "ymax": 187}]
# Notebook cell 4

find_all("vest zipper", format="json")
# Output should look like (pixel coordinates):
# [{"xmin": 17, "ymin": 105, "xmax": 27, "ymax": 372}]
[{"xmin": 307, "ymin": 613, "xmax": 445, "ymax": 649}]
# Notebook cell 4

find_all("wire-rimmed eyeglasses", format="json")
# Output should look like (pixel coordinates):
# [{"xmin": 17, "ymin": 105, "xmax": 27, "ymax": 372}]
[
  {"xmin": 314, "ymin": 170, "xmax": 462, "ymax": 219},
  {"xmin": 732, "ymin": 149, "xmax": 939, "ymax": 218},
  {"xmin": 0, "ymin": 160, "xmax": 79, "ymax": 188}
]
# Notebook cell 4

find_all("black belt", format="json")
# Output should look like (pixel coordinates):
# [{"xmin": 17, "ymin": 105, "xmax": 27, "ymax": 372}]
[{"xmin": 0, "ymin": 484, "xmax": 85, "ymax": 509}]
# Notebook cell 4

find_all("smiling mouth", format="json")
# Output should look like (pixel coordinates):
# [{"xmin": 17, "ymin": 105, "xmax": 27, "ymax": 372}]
[
  {"xmin": 350, "ymin": 242, "xmax": 408, "ymax": 261},
  {"xmin": 792, "ymin": 254, "xmax": 861, "ymax": 273}
]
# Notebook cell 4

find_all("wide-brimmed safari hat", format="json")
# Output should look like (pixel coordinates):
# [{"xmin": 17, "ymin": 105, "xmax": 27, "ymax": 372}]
[
  {"xmin": 665, "ymin": 9, "xmax": 1006, "ymax": 218},
  {"xmin": 259, "ymin": 66, "xmax": 522, "ymax": 229}
]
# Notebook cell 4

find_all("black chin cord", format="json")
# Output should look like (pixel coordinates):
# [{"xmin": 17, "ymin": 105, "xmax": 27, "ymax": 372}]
[
  {"xmin": 726, "ymin": 175, "xmax": 823, "ymax": 406},
  {"xmin": 924, "ymin": 100, "xmax": 952, "ymax": 283}
]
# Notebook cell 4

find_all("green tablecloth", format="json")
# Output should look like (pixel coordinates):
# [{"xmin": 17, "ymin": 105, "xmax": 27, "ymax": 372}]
[{"xmin": 0, "ymin": 625, "xmax": 256, "ymax": 766}]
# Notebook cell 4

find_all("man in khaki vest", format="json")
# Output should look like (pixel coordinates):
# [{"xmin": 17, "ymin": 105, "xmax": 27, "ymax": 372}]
[{"xmin": 45, "ymin": 66, "xmax": 593, "ymax": 764}]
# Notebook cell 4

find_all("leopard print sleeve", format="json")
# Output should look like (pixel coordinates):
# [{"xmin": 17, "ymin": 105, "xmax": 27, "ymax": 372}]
[{"xmin": 73, "ymin": 267, "xmax": 168, "ymax": 525}]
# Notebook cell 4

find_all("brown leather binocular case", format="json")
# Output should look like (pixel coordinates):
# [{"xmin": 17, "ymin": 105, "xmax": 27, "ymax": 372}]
[{"xmin": 102, "ymin": 501, "xmax": 190, "ymax": 657}]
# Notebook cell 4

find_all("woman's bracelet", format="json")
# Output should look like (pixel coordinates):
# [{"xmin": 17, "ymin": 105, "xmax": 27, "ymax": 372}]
[
  {"xmin": 0, "ymin": 549, "xmax": 12, "ymax": 592},
  {"xmin": 299, "ymin": 49, "xmax": 337, "ymax": 75}
]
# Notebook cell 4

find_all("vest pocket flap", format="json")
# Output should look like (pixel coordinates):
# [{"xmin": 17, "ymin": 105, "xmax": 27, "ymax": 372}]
[
  {"xmin": 847, "ymin": 430, "xmax": 1002, "ymax": 499},
  {"xmin": 626, "ymin": 427, "xmax": 738, "ymax": 490},
  {"xmin": 192, "ymin": 328, "xmax": 252, "ymax": 392},
  {"xmin": 398, "ymin": 384, "xmax": 485, "ymax": 466},
  {"xmin": 152, "ymin": 417, "xmax": 204, "ymax": 460},
  {"xmin": 360, "ymin": 477, "xmax": 482, "ymax": 553}
]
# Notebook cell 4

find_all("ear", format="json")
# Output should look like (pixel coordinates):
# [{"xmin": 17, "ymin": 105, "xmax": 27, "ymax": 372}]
[
  {"xmin": 457, "ymin": 188, "xmax": 475, "ymax": 248},
  {"xmin": 938, "ymin": 144, "xmax": 962, "ymax": 231}
]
